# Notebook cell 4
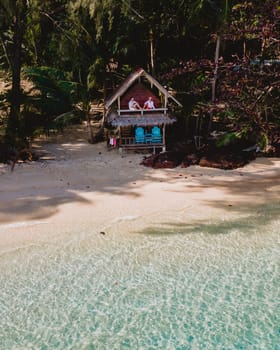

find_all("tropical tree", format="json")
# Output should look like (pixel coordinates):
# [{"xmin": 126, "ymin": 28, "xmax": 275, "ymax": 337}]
[
  {"xmin": 0, "ymin": 0, "xmax": 27, "ymax": 144},
  {"xmin": 161, "ymin": 0, "xmax": 280, "ymax": 150}
]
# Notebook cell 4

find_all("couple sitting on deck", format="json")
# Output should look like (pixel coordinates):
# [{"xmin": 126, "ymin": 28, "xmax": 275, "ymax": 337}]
[{"xmin": 128, "ymin": 97, "xmax": 155, "ymax": 110}]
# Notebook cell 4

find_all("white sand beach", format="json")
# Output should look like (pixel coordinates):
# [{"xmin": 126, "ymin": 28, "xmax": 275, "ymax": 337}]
[
  {"xmin": 1, "ymin": 125, "xmax": 280, "ymax": 350},
  {"xmin": 0, "ymin": 124, "xmax": 279, "ymax": 249}
]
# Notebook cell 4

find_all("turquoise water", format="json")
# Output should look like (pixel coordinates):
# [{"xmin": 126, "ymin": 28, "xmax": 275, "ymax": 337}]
[{"xmin": 0, "ymin": 205, "xmax": 280, "ymax": 349}]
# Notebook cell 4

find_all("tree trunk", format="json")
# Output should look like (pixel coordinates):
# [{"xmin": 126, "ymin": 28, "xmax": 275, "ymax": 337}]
[
  {"xmin": 209, "ymin": 35, "xmax": 221, "ymax": 132},
  {"xmin": 149, "ymin": 27, "xmax": 155, "ymax": 75},
  {"xmin": 102, "ymin": 76, "xmax": 107, "ymax": 126},
  {"xmin": 6, "ymin": 0, "xmax": 27, "ymax": 144},
  {"xmin": 211, "ymin": 35, "xmax": 221, "ymax": 103}
]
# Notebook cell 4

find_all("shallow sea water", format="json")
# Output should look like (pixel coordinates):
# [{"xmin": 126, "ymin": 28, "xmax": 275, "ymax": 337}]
[{"xmin": 0, "ymin": 203, "xmax": 280, "ymax": 350}]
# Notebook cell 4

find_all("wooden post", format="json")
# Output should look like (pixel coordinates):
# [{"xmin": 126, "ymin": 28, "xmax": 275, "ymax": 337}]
[
  {"xmin": 164, "ymin": 93, "xmax": 167, "ymax": 114},
  {"xmin": 118, "ymin": 126, "xmax": 123, "ymax": 155},
  {"xmin": 118, "ymin": 96, "xmax": 120, "ymax": 115},
  {"xmin": 162, "ymin": 124, "xmax": 166, "ymax": 152}
]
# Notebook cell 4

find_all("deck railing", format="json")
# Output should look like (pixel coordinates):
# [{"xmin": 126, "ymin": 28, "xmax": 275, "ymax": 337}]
[
  {"xmin": 120, "ymin": 137, "xmax": 135, "ymax": 145},
  {"xmin": 120, "ymin": 136, "xmax": 163, "ymax": 146},
  {"xmin": 117, "ymin": 108, "xmax": 167, "ymax": 116}
]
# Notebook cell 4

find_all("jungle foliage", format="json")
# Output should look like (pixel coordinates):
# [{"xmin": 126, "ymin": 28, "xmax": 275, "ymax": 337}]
[{"xmin": 0, "ymin": 0, "xmax": 279, "ymax": 151}]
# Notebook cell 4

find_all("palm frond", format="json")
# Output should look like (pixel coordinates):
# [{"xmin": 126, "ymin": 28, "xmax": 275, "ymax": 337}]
[{"xmin": 23, "ymin": 66, "xmax": 80, "ymax": 116}]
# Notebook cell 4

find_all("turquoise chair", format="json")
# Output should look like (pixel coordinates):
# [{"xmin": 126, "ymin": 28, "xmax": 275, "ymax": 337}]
[
  {"xmin": 135, "ymin": 127, "xmax": 145, "ymax": 143},
  {"xmin": 151, "ymin": 126, "xmax": 162, "ymax": 143}
]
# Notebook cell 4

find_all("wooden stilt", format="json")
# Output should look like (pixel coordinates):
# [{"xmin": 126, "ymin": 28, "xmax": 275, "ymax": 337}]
[{"xmin": 163, "ymin": 124, "xmax": 166, "ymax": 152}]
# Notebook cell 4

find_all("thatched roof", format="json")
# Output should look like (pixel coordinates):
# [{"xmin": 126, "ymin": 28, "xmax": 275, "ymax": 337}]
[
  {"xmin": 107, "ymin": 111, "xmax": 176, "ymax": 127},
  {"xmin": 105, "ymin": 68, "xmax": 182, "ymax": 109}
]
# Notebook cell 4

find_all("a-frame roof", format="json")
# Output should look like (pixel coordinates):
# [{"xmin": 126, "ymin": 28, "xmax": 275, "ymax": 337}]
[{"xmin": 105, "ymin": 68, "xmax": 182, "ymax": 109}]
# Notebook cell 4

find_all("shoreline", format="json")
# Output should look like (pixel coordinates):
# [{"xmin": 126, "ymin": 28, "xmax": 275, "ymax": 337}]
[{"xmin": 0, "ymin": 133, "xmax": 279, "ymax": 250}]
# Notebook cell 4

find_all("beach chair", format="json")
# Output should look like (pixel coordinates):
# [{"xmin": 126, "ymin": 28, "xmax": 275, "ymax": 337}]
[
  {"xmin": 135, "ymin": 127, "xmax": 145, "ymax": 143},
  {"xmin": 151, "ymin": 126, "xmax": 162, "ymax": 143}
]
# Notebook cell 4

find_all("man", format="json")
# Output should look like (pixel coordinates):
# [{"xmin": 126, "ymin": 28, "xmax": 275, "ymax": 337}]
[
  {"xmin": 128, "ymin": 97, "xmax": 141, "ymax": 110},
  {"xmin": 143, "ymin": 96, "xmax": 155, "ymax": 109}
]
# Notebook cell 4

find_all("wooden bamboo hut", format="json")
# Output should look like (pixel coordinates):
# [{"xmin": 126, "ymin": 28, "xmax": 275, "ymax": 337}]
[{"xmin": 105, "ymin": 68, "xmax": 182, "ymax": 153}]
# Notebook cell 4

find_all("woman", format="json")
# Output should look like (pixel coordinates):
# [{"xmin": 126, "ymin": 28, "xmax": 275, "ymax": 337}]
[{"xmin": 143, "ymin": 96, "xmax": 155, "ymax": 109}]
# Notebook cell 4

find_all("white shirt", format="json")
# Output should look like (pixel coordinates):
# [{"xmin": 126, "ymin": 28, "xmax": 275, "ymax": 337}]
[
  {"xmin": 128, "ymin": 99, "xmax": 138, "ymax": 110},
  {"xmin": 144, "ymin": 99, "xmax": 155, "ymax": 109}
]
